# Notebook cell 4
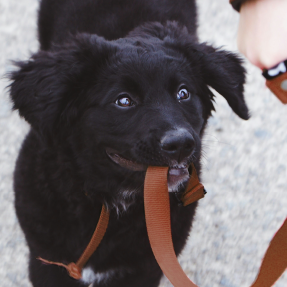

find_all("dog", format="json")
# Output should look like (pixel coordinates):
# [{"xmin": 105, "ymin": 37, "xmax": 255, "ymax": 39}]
[{"xmin": 9, "ymin": 0, "xmax": 249, "ymax": 286}]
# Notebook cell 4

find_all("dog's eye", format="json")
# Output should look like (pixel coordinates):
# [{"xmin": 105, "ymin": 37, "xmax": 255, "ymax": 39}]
[
  {"xmin": 115, "ymin": 95, "xmax": 134, "ymax": 107},
  {"xmin": 177, "ymin": 88, "xmax": 190, "ymax": 101}
]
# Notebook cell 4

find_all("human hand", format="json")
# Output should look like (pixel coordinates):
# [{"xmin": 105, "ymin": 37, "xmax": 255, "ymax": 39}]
[{"xmin": 237, "ymin": 0, "xmax": 287, "ymax": 70}]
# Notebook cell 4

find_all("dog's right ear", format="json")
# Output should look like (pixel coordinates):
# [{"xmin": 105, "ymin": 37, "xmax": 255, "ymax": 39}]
[
  {"xmin": 9, "ymin": 51, "xmax": 69, "ymax": 138},
  {"xmin": 9, "ymin": 35, "xmax": 115, "ymax": 141},
  {"xmin": 130, "ymin": 22, "xmax": 249, "ymax": 120}
]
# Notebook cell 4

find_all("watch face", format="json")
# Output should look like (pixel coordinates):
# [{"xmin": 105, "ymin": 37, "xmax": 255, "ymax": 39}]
[{"xmin": 262, "ymin": 60, "xmax": 287, "ymax": 80}]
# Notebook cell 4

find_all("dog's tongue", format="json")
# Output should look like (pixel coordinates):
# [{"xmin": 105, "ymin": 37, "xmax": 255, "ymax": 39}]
[{"xmin": 168, "ymin": 167, "xmax": 189, "ymax": 190}]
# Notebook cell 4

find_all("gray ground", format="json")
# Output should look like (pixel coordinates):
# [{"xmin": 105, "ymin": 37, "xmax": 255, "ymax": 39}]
[{"xmin": 0, "ymin": 0, "xmax": 286, "ymax": 286}]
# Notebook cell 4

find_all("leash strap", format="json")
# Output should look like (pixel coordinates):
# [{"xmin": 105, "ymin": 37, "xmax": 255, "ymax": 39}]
[
  {"xmin": 144, "ymin": 166, "xmax": 287, "ymax": 287},
  {"xmin": 38, "ymin": 204, "xmax": 110, "ymax": 279},
  {"xmin": 38, "ymin": 166, "xmax": 287, "ymax": 287},
  {"xmin": 181, "ymin": 165, "xmax": 205, "ymax": 206},
  {"xmin": 250, "ymin": 217, "xmax": 287, "ymax": 287},
  {"xmin": 144, "ymin": 165, "xmax": 205, "ymax": 287}
]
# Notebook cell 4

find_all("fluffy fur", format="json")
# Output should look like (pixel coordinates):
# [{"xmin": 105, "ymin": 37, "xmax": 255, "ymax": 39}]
[{"xmin": 9, "ymin": 0, "xmax": 249, "ymax": 286}]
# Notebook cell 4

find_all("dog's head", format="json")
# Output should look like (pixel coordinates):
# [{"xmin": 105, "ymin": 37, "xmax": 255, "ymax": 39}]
[{"xmin": 9, "ymin": 22, "xmax": 248, "ymax": 208}]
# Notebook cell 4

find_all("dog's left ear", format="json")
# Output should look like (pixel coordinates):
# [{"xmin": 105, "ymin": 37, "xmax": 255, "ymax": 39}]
[
  {"xmin": 130, "ymin": 22, "xmax": 249, "ymax": 120},
  {"xmin": 199, "ymin": 45, "xmax": 249, "ymax": 120}
]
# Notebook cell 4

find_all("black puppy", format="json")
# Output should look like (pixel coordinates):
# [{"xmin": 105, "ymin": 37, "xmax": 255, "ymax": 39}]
[{"xmin": 9, "ymin": 0, "xmax": 248, "ymax": 286}]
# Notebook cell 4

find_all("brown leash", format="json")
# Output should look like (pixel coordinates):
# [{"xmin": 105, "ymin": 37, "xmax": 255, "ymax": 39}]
[
  {"xmin": 144, "ymin": 165, "xmax": 204, "ymax": 287},
  {"xmin": 250, "ymin": 217, "xmax": 287, "ymax": 287},
  {"xmin": 144, "ymin": 165, "xmax": 287, "ymax": 287},
  {"xmin": 38, "ymin": 165, "xmax": 287, "ymax": 286}
]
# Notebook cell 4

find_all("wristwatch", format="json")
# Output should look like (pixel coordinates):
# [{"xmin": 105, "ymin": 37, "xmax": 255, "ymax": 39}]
[{"xmin": 263, "ymin": 61, "xmax": 287, "ymax": 104}]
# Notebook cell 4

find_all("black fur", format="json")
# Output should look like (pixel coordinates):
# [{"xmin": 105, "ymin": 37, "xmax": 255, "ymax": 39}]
[{"xmin": 9, "ymin": 1, "xmax": 249, "ymax": 286}]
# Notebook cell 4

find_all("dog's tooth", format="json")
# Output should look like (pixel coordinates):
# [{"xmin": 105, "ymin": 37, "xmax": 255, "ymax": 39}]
[{"xmin": 169, "ymin": 169, "xmax": 181, "ymax": 175}]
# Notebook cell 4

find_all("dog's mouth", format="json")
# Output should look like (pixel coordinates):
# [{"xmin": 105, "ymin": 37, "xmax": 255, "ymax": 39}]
[
  {"xmin": 167, "ymin": 164, "xmax": 190, "ymax": 192},
  {"xmin": 106, "ymin": 149, "xmax": 190, "ymax": 192},
  {"xmin": 107, "ymin": 150, "xmax": 148, "ymax": 172}
]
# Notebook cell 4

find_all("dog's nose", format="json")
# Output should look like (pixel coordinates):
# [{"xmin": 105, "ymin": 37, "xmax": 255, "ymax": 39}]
[{"xmin": 160, "ymin": 129, "xmax": 195, "ymax": 162}]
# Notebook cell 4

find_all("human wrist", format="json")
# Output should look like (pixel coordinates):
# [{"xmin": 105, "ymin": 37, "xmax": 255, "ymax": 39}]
[{"xmin": 237, "ymin": 0, "xmax": 287, "ymax": 69}]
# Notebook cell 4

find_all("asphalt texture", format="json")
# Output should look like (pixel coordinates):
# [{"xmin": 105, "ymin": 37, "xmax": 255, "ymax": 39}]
[{"xmin": 0, "ymin": 0, "xmax": 286, "ymax": 286}]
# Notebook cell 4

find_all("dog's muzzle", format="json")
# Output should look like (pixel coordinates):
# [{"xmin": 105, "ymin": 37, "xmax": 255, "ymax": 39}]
[{"xmin": 106, "ymin": 148, "xmax": 190, "ymax": 192}]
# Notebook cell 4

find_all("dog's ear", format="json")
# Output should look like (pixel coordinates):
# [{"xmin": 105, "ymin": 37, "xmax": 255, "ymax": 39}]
[
  {"xmin": 9, "ymin": 34, "xmax": 114, "ymax": 141},
  {"xmin": 198, "ymin": 45, "xmax": 249, "ymax": 120},
  {"xmin": 130, "ymin": 22, "xmax": 249, "ymax": 120}
]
